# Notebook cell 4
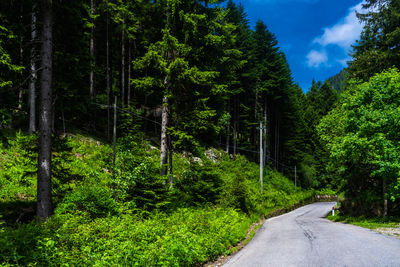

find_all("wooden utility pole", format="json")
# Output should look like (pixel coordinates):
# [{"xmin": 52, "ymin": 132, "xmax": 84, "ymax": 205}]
[
  {"xmin": 112, "ymin": 96, "xmax": 117, "ymax": 199},
  {"xmin": 226, "ymin": 124, "xmax": 229, "ymax": 154},
  {"xmin": 260, "ymin": 121, "xmax": 263, "ymax": 194},
  {"xmin": 263, "ymin": 103, "xmax": 267, "ymax": 167},
  {"xmin": 294, "ymin": 165, "xmax": 297, "ymax": 189},
  {"xmin": 168, "ymin": 135, "xmax": 173, "ymax": 188},
  {"xmin": 233, "ymin": 123, "xmax": 237, "ymax": 155}
]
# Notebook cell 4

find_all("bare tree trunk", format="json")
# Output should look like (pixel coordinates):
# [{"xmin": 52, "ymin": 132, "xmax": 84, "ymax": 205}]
[
  {"xmin": 160, "ymin": 92, "xmax": 169, "ymax": 176},
  {"xmin": 18, "ymin": 4, "xmax": 24, "ymax": 110},
  {"xmin": 127, "ymin": 39, "xmax": 131, "ymax": 108},
  {"xmin": 37, "ymin": 0, "xmax": 53, "ymax": 221},
  {"xmin": 89, "ymin": 0, "xmax": 95, "ymax": 99},
  {"xmin": 28, "ymin": 3, "xmax": 37, "ymax": 133},
  {"xmin": 106, "ymin": 0, "xmax": 110, "ymax": 141},
  {"xmin": 121, "ymin": 31, "xmax": 125, "ymax": 106}
]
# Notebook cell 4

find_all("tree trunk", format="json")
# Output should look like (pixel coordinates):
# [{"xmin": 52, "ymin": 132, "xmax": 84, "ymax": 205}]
[
  {"xmin": 18, "ymin": 4, "xmax": 24, "ymax": 111},
  {"xmin": 121, "ymin": 31, "xmax": 125, "ymax": 106},
  {"xmin": 127, "ymin": 39, "xmax": 131, "ymax": 108},
  {"xmin": 28, "ymin": 3, "xmax": 37, "ymax": 133},
  {"xmin": 89, "ymin": 0, "xmax": 95, "ymax": 99},
  {"xmin": 160, "ymin": 93, "xmax": 169, "ymax": 176},
  {"xmin": 37, "ymin": 0, "xmax": 53, "ymax": 221},
  {"xmin": 106, "ymin": 0, "xmax": 110, "ymax": 141}
]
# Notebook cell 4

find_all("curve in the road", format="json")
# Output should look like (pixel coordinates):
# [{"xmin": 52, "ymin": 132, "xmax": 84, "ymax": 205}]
[{"xmin": 224, "ymin": 202, "xmax": 400, "ymax": 267}]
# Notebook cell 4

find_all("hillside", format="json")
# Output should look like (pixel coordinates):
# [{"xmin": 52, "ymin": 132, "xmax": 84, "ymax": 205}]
[
  {"xmin": 326, "ymin": 69, "xmax": 348, "ymax": 92},
  {"xmin": 0, "ymin": 130, "xmax": 314, "ymax": 265}
]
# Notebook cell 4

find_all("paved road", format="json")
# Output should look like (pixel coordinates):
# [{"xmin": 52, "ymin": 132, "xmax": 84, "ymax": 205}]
[{"xmin": 224, "ymin": 202, "xmax": 400, "ymax": 267}]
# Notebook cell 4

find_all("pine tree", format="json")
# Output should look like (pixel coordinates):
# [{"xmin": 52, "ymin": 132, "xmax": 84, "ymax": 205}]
[{"xmin": 37, "ymin": 0, "xmax": 53, "ymax": 221}]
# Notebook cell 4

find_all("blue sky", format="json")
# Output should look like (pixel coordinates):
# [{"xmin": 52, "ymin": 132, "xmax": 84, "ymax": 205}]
[{"xmin": 233, "ymin": 0, "xmax": 364, "ymax": 91}]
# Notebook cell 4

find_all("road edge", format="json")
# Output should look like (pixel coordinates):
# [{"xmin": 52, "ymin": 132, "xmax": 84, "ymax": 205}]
[{"xmin": 203, "ymin": 196, "xmax": 337, "ymax": 267}]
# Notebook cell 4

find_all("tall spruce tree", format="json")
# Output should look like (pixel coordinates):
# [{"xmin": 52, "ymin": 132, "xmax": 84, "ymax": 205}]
[{"xmin": 37, "ymin": 0, "xmax": 53, "ymax": 221}]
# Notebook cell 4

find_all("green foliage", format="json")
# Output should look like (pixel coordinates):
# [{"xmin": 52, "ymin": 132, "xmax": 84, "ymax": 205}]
[
  {"xmin": 55, "ymin": 185, "xmax": 119, "ymax": 218},
  {"xmin": 114, "ymin": 136, "xmax": 169, "ymax": 214},
  {"xmin": 349, "ymin": 0, "xmax": 400, "ymax": 81},
  {"xmin": 314, "ymin": 188, "xmax": 337, "ymax": 196},
  {"xmin": 302, "ymin": 80, "xmax": 339, "ymax": 188},
  {"xmin": 0, "ymin": 128, "xmax": 315, "ymax": 265},
  {"xmin": 171, "ymin": 164, "xmax": 222, "ymax": 207},
  {"xmin": 318, "ymin": 68, "xmax": 400, "ymax": 215},
  {"xmin": 326, "ymin": 69, "xmax": 348, "ymax": 92},
  {"xmin": 0, "ymin": 24, "xmax": 23, "ymax": 88},
  {"xmin": 0, "ymin": 131, "xmax": 37, "ymax": 201},
  {"xmin": 0, "ymin": 207, "xmax": 251, "ymax": 266}
]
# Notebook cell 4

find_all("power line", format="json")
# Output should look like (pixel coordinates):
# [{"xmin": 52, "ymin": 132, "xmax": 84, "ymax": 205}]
[
  {"xmin": 91, "ymin": 102, "xmax": 161, "ymax": 126},
  {"xmin": 92, "ymin": 102, "xmax": 296, "ymax": 171},
  {"xmin": 219, "ymin": 142, "xmax": 295, "ymax": 170}
]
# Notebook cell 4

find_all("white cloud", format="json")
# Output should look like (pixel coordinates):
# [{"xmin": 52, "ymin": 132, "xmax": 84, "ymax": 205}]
[
  {"xmin": 337, "ymin": 57, "xmax": 350, "ymax": 67},
  {"xmin": 306, "ymin": 50, "xmax": 328, "ymax": 68},
  {"xmin": 314, "ymin": 2, "xmax": 364, "ymax": 49}
]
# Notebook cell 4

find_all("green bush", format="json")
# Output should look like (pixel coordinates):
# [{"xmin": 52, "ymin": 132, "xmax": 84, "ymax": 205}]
[
  {"xmin": 55, "ymin": 185, "xmax": 119, "ymax": 218},
  {"xmin": 0, "ymin": 207, "xmax": 250, "ymax": 266},
  {"xmin": 172, "ymin": 163, "xmax": 222, "ymax": 207}
]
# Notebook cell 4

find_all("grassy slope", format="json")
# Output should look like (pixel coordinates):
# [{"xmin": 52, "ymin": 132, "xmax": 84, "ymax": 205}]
[{"xmin": 0, "ymin": 131, "xmax": 313, "ymax": 266}]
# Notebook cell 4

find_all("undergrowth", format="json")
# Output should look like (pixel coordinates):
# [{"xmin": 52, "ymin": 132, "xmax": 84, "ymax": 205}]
[{"xmin": 0, "ymin": 130, "xmax": 314, "ymax": 266}]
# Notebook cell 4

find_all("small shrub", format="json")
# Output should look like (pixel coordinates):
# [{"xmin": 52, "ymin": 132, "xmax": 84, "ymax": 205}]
[{"xmin": 55, "ymin": 185, "xmax": 118, "ymax": 218}]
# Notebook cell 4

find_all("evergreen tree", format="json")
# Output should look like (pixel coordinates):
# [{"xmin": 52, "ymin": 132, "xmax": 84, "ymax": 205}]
[{"xmin": 350, "ymin": 0, "xmax": 400, "ymax": 80}]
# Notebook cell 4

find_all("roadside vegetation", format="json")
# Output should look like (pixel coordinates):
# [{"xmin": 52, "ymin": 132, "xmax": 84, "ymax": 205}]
[{"xmin": 0, "ymin": 130, "xmax": 313, "ymax": 265}]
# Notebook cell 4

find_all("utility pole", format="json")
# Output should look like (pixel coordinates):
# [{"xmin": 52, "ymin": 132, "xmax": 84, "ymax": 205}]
[
  {"xmin": 233, "ymin": 123, "xmax": 237, "ymax": 155},
  {"xmin": 294, "ymin": 165, "xmax": 297, "ymax": 189},
  {"xmin": 112, "ymin": 96, "xmax": 117, "ymax": 199},
  {"xmin": 226, "ymin": 124, "xmax": 229, "ymax": 154},
  {"xmin": 259, "ymin": 121, "xmax": 263, "ymax": 194}
]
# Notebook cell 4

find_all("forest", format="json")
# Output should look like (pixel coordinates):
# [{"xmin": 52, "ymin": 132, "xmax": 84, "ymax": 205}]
[{"xmin": 0, "ymin": 0, "xmax": 399, "ymax": 265}]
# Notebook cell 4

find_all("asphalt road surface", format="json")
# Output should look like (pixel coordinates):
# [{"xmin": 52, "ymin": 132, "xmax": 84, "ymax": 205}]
[{"xmin": 224, "ymin": 202, "xmax": 400, "ymax": 267}]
